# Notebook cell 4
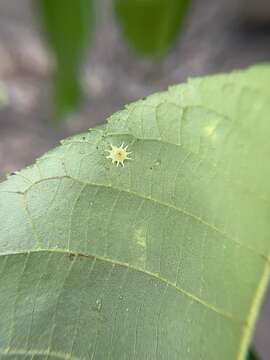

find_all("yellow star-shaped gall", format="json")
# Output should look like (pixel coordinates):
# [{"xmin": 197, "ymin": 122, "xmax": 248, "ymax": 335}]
[{"xmin": 106, "ymin": 143, "xmax": 132, "ymax": 167}]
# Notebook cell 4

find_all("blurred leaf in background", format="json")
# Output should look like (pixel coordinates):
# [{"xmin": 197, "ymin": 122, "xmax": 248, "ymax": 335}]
[
  {"xmin": 114, "ymin": 0, "xmax": 190, "ymax": 56},
  {"xmin": 37, "ymin": 0, "xmax": 93, "ymax": 122},
  {"xmin": 36, "ymin": 0, "xmax": 191, "ymax": 122},
  {"xmin": 0, "ymin": 82, "xmax": 8, "ymax": 108}
]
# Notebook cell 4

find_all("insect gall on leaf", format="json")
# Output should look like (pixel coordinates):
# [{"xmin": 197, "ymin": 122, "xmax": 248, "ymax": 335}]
[{"xmin": 106, "ymin": 143, "xmax": 132, "ymax": 167}]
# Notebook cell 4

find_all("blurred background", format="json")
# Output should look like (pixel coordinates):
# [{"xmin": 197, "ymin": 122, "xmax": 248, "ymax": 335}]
[{"xmin": 0, "ymin": 0, "xmax": 270, "ymax": 358}]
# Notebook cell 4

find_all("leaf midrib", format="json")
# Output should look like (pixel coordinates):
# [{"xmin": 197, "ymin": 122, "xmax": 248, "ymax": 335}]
[{"xmin": 20, "ymin": 174, "xmax": 269, "ymax": 262}]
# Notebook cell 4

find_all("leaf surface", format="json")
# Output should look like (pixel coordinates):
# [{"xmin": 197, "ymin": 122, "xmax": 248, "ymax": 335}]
[{"xmin": 0, "ymin": 65, "xmax": 270, "ymax": 359}]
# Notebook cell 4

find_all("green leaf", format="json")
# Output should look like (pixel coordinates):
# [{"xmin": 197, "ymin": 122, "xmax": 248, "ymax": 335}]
[
  {"xmin": 37, "ymin": 0, "xmax": 93, "ymax": 121},
  {"xmin": 0, "ymin": 82, "xmax": 8, "ymax": 108},
  {"xmin": 114, "ymin": 0, "xmax": 190, "ymax": 56},
  {"xmin": 0, "ymin": 65, "xmax": 270, "ymax": 359}
]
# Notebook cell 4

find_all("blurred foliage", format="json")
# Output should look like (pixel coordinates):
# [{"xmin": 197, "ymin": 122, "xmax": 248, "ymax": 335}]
[
  {"xmin": 114, "ymin": 0, "xmax": 190, "ymax": 56},
  {"xmin": 0, "ymin": 83, "xmax": 8, "ymax": 108},
  {"xmin": 37, "ymin": 0, "xmax": 190, "ymax": 122},
  {"xmin": 37, "ymin": 0, "xmax": 93, "ymax": 121}
]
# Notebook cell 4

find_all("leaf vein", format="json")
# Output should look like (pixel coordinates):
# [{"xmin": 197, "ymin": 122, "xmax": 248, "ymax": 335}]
[{"xmin": 0, "ymin": 249, "xmax": 248, "ymax": 325}]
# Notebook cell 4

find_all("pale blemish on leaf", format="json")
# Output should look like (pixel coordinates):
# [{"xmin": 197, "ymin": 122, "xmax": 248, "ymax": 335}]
[
  {"xmin": 204, "ymin": 125, "xmax": 216, "ymax": 137},
  {"xmin": 134, "ymin": 227, "xmax": 146, "ymax": 249},
  {"xmin": 203, "ymin": 125, "xmax": 219, "ymax": 143},
  {"xmin": 133, "ymin": 227, "xmax": 147, "ymax": 267}
]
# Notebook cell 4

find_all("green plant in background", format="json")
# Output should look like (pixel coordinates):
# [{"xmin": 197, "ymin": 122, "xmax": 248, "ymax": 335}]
[
  {"xmin": 0, "ymin": 83, "xmax": 8, "ymax": 109},
  {"xmin": 114, "ymin": 0, "xmax": 190, "ymax": 56},
  {"xmin": 37, "ymin": 0, "xmax": 190, "ymax": 121},
  {"xmin": 38, "ymin": 0, "xmax": 93, "ymax": 121},
  {"xmin": 0, "ymin": 65, "xmax": 269, "ymax": 359}
]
